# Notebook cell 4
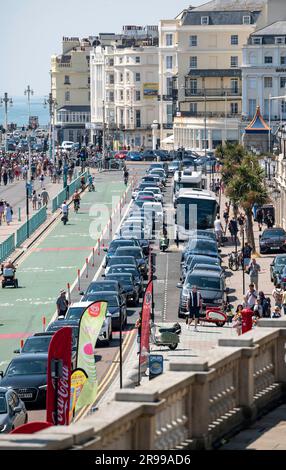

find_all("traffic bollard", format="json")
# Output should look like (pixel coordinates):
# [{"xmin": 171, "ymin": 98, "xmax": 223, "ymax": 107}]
[
  {"xmin": 67, "ymin": 283, "xmax": 71, "ymax": 304},
  {"xmin": 18, "ymin": 208, "xmax": 21, "ymax": 222},
  {"xmin": 86, "ymin": 258, "xmax": 89, "ymax": 278},
  {"xmin": 92, "ymin": 248, "xmax": 95, "ymax": 267},
  {"xmin": 97, "ymin": 239, "xmax": 100, "ymax": 256},
  {"xmin": 20, "ymin": 339, "xmax": 24, "ymax": 350},
  {"xmin": 77, "ymin": 269, "xmax": 81, "ymax": 291},
  {"xmin": 42, "ymin": 316, "xmax": 46, "ymax": 332}
]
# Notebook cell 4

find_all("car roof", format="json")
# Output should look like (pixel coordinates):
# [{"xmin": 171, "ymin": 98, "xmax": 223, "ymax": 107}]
[
  {"xmin": 188, "ymin": 269, "xmax": 221, "ymax": 277},
  {"xmin": 84, "ymin": 291, "xmax": 119, "ymax": 297},
  {"xmin": 9, "ymin": 353, "xmax": 49, "ymax": 362},
  {"xmin": 109, "ymin": 264, "xmax": 137, "ymax": 269},
  {"xmin": 48, "ymin": 320, "xmax": 79, "ymax": 327}
]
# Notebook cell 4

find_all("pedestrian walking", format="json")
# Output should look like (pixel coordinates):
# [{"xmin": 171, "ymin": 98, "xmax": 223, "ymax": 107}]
[
  {"xmin": 247, "ymin": 257, "xmax": 261, "ymax": 291},
  {"xmin": 3, "ymin": 170, "xmax": 8, "ymax": 186},
  {"xmin": 241, "ymin": 242, "xmax": 253, "ymax": 270},
  {"xmin": 256, "ymin": 207, "xmax": 263, "ymax": 232},
  {"xmin": 37, "ymin": 194, "xmax": 43, "ymax": 210},
  {"xmin": 228, "ymin": 217, "xmax": 238, "ymax": 244},
  {"xmin": 272, "ymin": 284, "xmax": 284, "ymax": 309},
  {"xmin": 39, "ymin": 174, "xmax": 45, "ymax": 189},
  {"xmin": 5, "ymin": 203, "xmax": 13, "ymax": 225},
  {"xmin": 0, "ymin": 200, "xmax": 4, "ymax": 225},
  {"xmin": 186, "ymin": 285, "xmax": 202, "ymax": 332},
  {"xmin": 232, "ymin": 305, "xmax": 243, "ymax": 336},
  {"xmin": 214, "ymin": 216, "xmax": 224, "ymax": 246},
  {"xmin": 32, "ymin": 190, "xmax": 37, "ymax": 210},
  {"xmin": 258, "ymin": 291, "xmax": 271, "ymax": 317},
  {"xmin": 135, "ymin": 315, "xmax": 142, "ymax": 355},
  {"xmin": 41, "ymin": 188, "xmax": 49, "ymax": 207},
  {"xmin": 244, "ymin": 284, "xmax": 258, "ymax": 309},
  {"xmin": 56, "ymin": 290, "xmax": 69, "ymax": 318},
  {"xmin": 237, "ymin": 213, "xmax": 245, "ymax": 238},
  {"xmin": 265, "ymin": 210, "xmax": 274, "ymax": 228}
]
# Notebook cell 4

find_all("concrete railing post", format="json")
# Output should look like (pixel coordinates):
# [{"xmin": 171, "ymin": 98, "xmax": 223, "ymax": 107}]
[
  {"xmin": 169, "ymin": 359, "xmax": 211, "ymax": 449},
  {"xmin": 276, "ymin": 330, "xmax": 286, "ymax": 384}
]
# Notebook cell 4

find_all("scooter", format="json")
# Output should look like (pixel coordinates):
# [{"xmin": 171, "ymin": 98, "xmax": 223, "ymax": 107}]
[
  {"xmin": 159, "ymin": 237, "xmax": 169, "ymax": 252},
  {"xmin": 150, "ymin": 322, "xmax": 181, "ymax": 350},
  {"xmin": 1, "ymin": 268, "xmax": 18, "ymax": 288}
]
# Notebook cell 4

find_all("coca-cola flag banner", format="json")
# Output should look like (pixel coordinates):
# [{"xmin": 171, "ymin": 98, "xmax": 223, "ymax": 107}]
[
  {"xmin": 46, "ymin": 327, "xmax": 72, "ymax": 426},
  {"xmin": 139, "ymin": 280, "xmax": 152, "ymax": 370},
  {"xmin": 75, "ymin": 301, "xmax": 107, "ymax": 412}
]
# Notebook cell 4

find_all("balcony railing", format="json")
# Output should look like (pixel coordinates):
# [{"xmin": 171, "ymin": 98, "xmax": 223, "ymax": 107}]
[
  {"xmin": 177, "ymin": 111, "xmax": 240, "ymax": 119},
  {"xmin": 117, "ymin": 123, "xmax": 152, "ymax": 130},
  {"xmin": 185, "ymin": 88, "xmax": 242, "ymax": 97}
]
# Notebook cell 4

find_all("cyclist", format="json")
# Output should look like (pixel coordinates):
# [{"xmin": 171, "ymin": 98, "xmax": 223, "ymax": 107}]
[
  {"xmin": 72, "ymin": 190, "xmax": 81, "ymax": 212},
  {"xmin": 123, "ymin": 168, "xmax": 129, "ymax": 185}
]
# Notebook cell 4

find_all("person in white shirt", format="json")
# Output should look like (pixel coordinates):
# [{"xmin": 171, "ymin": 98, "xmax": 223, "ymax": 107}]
[
  {"xmin": 61, "ymin": 201, "xmax": 69, "ymax": 220},
  {"xmin": 214, "ymin": 216, "xmax": 223, "ymax": 246}
]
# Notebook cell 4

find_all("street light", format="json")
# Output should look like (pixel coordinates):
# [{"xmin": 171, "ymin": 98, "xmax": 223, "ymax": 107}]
[
  {"xmin": 44, "ymin": 93, "xmax": 57, "ymax": 163},
  {"xmin": 0, "ymin": 93, "xmax": 13, "ymax": 153},
  {"xmin": 24, "ymin": 85, "xmax": 34, "ymax": 121}
]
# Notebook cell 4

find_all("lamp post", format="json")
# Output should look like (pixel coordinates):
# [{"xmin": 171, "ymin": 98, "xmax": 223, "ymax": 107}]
[
  {"xmin": 24, "ymin": 85, "xmax": 34, "ymax": 121},
  {"xmin": 242, "ymin": 227, "xmax": 245, "ymax": 296},
  {"xmin": 0, "ymin": 93, "xmax": 13, "ymax": 153},
  {"xmin": 151, "ymin": 120, "xmax": 159, "ymax": 151},
  {"xmin": 44, "ymin": 93, "xmax": 57, "ymax": 164}
]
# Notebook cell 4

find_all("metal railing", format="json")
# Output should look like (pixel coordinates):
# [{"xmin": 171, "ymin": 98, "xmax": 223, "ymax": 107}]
[
  {"xmin": 16, "ymin": 206, "xmax": 47, "ymax": 248},
  {"xmin": 177, "ymin": 111, "xmax": 240, "ymax": 119},
  {"xmin": 0, "ymin": 234, "xmax": 15, "ymax": 263},
  {"xmin": 185, "ymin": 88, "xmax": 242, "ymax": 97}
]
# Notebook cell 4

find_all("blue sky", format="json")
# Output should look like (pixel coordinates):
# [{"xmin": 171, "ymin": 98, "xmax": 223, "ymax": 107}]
[{"xmin": 0, "ymin": 0, "xmax": 201, "ymax": 97}]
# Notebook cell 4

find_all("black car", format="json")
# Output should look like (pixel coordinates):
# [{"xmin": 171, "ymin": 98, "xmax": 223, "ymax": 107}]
[
  {"xmin": 118, "ymin": 230, "xmax": 151, "ymax": 254},
  {"xmin": 82, "ymin": 280, "xmax": 125, "ymax": 301},
  {"xmin": 181, "ymin": 254, "xmax": 221, "ymax": 281},
  {"xmin": 259, "ymin": 228, "xmax": 286, "ymax": 254},
  {"xmin": 115, "ymin": 247, "xmax": 148, "ymax": 279},
  {"xmin": 106, "ymin": 264, "xmax": 144, "ymax": 296},
  {"xmin": 270, "ymin": 254, "xmax": 286, "ymax": 283},
  {"xmin": 105, "ymin": 256, "xmax": 138, "ymax": 275},
  {"xmin": 105, "ymin": 273, "xmax": 140, "ymax": 306},
  {"xmin": 78, "ymin": 292, "xmax": 127, "ymax": 330},
  {"xmin": 14, "ymin": 332, "xmax": 54, "ymax": 354},
  {"xmin": 177, "ymin": 270, "xmax": 227, "ymax": 317},
  {"xmin": 103, "ymin": 239, "xmax": 140, "ymax": 267},
  {"xmin": 141, "ymin": 150, "xmax": 157, "ymax": 161},
  {"xmin": 0, "ymin": 354, "xmax": 48, "ymax": 407}
]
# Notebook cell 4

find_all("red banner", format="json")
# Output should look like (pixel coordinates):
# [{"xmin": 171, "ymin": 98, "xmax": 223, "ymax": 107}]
[
  {"xmin": 46, "ymin": 327, "xmax": 72, "ymax": 426},
  {"xmin": 139, "ymin": 280, "xmax": 152, "ymax": 367},
  {"xmin": 10, "ymin": 422, "xmax": 52, "ymax": 434}
]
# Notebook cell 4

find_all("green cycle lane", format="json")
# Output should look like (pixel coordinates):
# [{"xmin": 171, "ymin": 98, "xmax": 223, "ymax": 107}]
[{"xmin": 0, "ymin": 173, "xmax": 126, "ymax": 368}]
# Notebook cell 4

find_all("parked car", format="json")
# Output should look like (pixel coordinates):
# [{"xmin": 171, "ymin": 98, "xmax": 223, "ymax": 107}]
[
  {"xmin": 177, "ymin": 270, "xmax": 227, "ymax": 317},
  {"xmin": 181, "ymin": 254, "xmax": 221, "ymax": 281},
  {"xmin": 144, "ymin": 187, "xmax": 163, "ymax": 203},
  {"xmin": 126, "ymin": 151, "xmax": 143, "ymax": 161},
  {"xmin": 114, "ymin": 151, "xmax": 128, "ymax": 160},
  {"xmin": 275, "ymin": 265, "xmax": 286, "ymax": 290},
  {"xmin": 105, "ymin": 273, "xmax": 140, "ymax": 306},
  {"xmin": 61, "ymin": 141, "xmax": 74, "ymax": 150},
  {"xmin": 168, "ymin": 160, "xmax": 181, "ymax": 175},
  {"xmin": 13, "ymin": 333, "xmax": 54, "ymax": 354},
  {"xmin": 270, "ymin": 254, "xmax": 286, "ymax": 283},
  {"xmin": 141, "ymin": 150, "xmax": 157, "ymax": 161},
  {"xmin": 103, "ymin": 239, "xmax": 140, "ymax": 267},
  {"xmin": 106, "ymin": 264, "xmax": 144, "ymax": 296},
  {"xmin": 259, "ymin": 228, "xmax": 286, "ymax": 254},
  {"xmin": 0, "ymin": 354, "xmax": 48, "ymax": 407},
  {"xmin": 0, "ymin": 387, "xmax": 27, "ymax": 433},
  {"xmin": 81, "ymin": 280, "xmax": 125, "ymax": 301},
  {"xmin": 114, "ymin": 247, "xmax": 148, "ymax": 279},
  {"xmin": 65, "ymin": 301, "xmax": 113, "ymax": 345},
  {"xmin": 105, "ymin": 256, "xmax": 138, "ymax": 275}
]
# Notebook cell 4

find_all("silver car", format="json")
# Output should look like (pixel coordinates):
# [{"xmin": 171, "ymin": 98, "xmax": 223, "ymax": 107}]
[{"xmin": 0, "ymin": 387, "xmax": 27, "ymax": 433}]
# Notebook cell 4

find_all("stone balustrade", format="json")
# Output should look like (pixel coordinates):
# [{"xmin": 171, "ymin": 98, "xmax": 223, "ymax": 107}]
[{"xmin": 0, "ymin": 319, "xmax": 285, "ymax": 450}]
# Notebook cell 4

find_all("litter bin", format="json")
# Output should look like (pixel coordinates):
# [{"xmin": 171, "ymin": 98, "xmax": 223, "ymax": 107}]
[{"xmin": 241, "ymin": 308, "xmax": 253, "ymax": 334}]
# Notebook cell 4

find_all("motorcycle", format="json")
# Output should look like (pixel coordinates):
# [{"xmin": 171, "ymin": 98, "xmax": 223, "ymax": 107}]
[
  {"xmin": 159, "ymin": 237, "xmax": 169, "ymax": 252},
  {"xmin": 150, "ymin": 322, "xmax": 181, "ymax": 350}
]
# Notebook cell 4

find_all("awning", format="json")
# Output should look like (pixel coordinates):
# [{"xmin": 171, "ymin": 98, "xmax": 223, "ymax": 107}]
[{"xmin": 161, "ymin": 134, "xmax": 174, "ymax": 144}]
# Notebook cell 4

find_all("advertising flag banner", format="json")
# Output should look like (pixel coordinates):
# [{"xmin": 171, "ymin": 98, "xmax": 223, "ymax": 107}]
[
  {"xmin": 75, "ymin": 301, "xmax": 107, "ymax": 412},
  {"xmin": 46, "ymin": 327, "xmax": 72, "ymax": 426},
  {"xmin": 10, "ymin": 422, "xmax": 53, "ymax": 434},
  {"xmin": 69, "ymin": 368, "xmax": 88, "ymax": 422},
  {"xmin": 139, "ymin": 280, "xmax": 152, "ymax": 370}
]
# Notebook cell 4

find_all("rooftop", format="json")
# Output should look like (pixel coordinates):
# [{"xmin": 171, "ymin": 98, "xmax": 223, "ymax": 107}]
[
  {"xmin": 192, "ymin": 0, "xmax": 266, "ymax": 11},
  {"xmin": 252, "ymin": 20, "xmax": 286, "ymax": 35},
  {"xmin": 245, "ymin": 106, "xmax": 271, "ymax": 133}
]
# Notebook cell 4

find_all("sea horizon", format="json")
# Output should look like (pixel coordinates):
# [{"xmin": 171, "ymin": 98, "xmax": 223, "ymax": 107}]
[{"xmin": 0, "ymin": 95, "xmax": 50, "ymax": 127}]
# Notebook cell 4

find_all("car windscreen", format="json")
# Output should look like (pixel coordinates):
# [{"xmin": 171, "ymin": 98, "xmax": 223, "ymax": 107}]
[
  {"xmin": 84, "ymin": 294, "xmax": 119, "ymax": 307},
  {"xmin": 66, "ymin": 307, "xmax": 85, "ymax": 321},
  {"xmin": 187, "ymin": 240, "xmax": 218, "ymax": 253},
  {"xmin": 186, "ymin": 275, "xmax": 221, "ymax": 291},
  {"xmin": 106, "ymin": 274, "xmax": 133, "ymax": 285},
  {"xmin": 6, "ymin": 359, "xmax": 48, "ymax": 376},
  {"xmin": 115, "ymin": 249, "xmax": 142, "ymax": 259},
  {"xmin": 109, "ymin": 257, "xmax": 136, "ymax": 266},
  {"xmin": 0, "ymin": 394, "xmax": 7, "ymax": 414},
  {"xmin": 109, "ymin": 266, "xmax": 138, "ymax": 277},
  {"xmin": 262, "ymin": 229, "xmax": 286, "ymax": 238},
  {"xmin": 276, "ymin": 257, "xmax": 286, "ymax": 265},
  {"xmin": 109, "ymin": 240, "xmax": 134, "ymax": 251},
  {"xmin": 22, "ymin": 336, "xmax": 52, "ymax": 353},
  {"xmin": 87, "ymin": 282, "xmax": 118, "ymax": 293}
]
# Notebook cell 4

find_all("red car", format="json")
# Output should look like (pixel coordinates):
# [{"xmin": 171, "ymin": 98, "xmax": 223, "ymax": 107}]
[{"xmin": 114, "ymin": 151, "xmax": 128, "ymax": 160}]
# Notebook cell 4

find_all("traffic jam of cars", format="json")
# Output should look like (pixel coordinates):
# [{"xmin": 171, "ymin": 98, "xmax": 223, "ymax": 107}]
[{"xmin": 0, "ymin": 148, "xmax": 285, "ymax": 433}]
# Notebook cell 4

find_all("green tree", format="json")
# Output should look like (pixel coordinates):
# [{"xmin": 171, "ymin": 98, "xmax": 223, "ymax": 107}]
[{"xmin": 225, "ymin": 154, "xmax": 269, "ymax": 251}]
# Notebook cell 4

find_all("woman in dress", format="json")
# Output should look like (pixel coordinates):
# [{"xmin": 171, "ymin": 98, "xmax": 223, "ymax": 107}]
[{"xmin": 5, "ymin": 203, "xmax": 13, "ymax": 226}]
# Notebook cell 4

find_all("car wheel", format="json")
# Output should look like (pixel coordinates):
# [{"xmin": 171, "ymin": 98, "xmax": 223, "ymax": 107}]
[
  {"xmin": 169, "ymin": 343, "xmax": 178, "ymax": 350},
  {"xmin": 109, "ymin": 330, "xmax": 113, "ymax": 342}
]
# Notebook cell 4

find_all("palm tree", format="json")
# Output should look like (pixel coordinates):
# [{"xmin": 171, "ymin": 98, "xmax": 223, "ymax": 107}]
[{"xmin": 225, "ymin": 155, "xmax": 269, "ymax": 251}]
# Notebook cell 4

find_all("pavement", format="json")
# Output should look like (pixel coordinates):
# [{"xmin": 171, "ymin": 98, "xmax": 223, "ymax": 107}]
[{"xmin": 0, "ymin": 177, "xmax": 62, "ymax": 242}]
